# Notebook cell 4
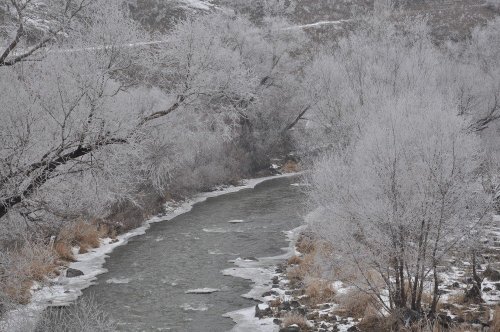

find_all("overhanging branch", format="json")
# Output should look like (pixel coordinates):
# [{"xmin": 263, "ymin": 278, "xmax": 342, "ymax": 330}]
[{"xmin": 0, "ymin": 137, "xmax": 127, "ymax": 219}]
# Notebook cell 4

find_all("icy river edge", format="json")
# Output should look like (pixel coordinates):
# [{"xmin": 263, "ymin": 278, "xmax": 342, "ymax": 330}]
[{"xmin": 1, "ymin": 172, "xmax": 303, "ymax": 331}]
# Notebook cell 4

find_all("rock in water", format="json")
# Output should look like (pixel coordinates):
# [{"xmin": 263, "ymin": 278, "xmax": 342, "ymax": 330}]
[
  {"xmin": 66, "ymin": 268, "xmax": 84, "ymax": 278},
  {"xmin": 279, "ymin": 325, "xmax": 301, "ymax": 332}
]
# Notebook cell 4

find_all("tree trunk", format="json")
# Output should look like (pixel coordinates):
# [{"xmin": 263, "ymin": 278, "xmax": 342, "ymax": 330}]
[{"xmin": 430, "ymin": 263, "xmax": 439, "ymax": 314}]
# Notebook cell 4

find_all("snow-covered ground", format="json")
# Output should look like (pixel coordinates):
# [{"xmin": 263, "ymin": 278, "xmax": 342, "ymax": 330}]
[{"xmin": 0, "ymin": 172, "xmax": 302, "ymax": 331}]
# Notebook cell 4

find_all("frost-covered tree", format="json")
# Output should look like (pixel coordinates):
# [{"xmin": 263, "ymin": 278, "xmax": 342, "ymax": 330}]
[
  {"xmin": 0, "ymin": 0, "xmax": 117, "ymax": 67},
  {"xmin": 0, "ymin": 0, "xmax": 152, "ymax": 224},
  {"xmin": 305, "ymin": 16, "xmax": 494, "ymax": 316},
  {"xmin": 309, "ymin": 96, "xmax": 489, "ymax": 314},
  {"xmin": 297, "ymin": 17, "xmax": 441, "ymax": 156},
  {"xmin": 149, "ymin": 12, "xmax": 310, "ymax": 171},
  {"xmin": 0, "ymin": 5, "xmax": 312, "ymax": 236}
]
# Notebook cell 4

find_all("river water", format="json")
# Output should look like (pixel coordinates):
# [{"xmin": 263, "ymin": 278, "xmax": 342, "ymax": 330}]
[{"xmin": 80, "ymin": 176, "xmax": 306, "ymax": 331}]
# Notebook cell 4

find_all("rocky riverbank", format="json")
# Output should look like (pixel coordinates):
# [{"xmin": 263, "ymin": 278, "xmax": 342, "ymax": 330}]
[{"xmin": 252, "ymin": 222, "xmax": 500, "ymax": 332}]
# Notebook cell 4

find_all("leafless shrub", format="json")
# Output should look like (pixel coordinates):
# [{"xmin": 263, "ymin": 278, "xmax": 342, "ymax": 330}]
[
  {"xmin": 35, "ymin": 296, "xmax": 116, "ymax": 332},
  {"xmin": 281, "ymin": 312, "xmax": 309, "ymax": 330}
]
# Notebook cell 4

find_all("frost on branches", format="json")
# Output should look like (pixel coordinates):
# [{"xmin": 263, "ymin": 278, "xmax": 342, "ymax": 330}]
[{"xmin": 306, "ymin": 17, "xmax": 498, "ymax": 316}]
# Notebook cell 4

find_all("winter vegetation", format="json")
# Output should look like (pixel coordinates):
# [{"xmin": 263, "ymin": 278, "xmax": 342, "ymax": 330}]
[
  {"xmin": 301, "ymin": 11, "xmax": 500, "ymax": 332},
  {"xmin": 1, "ymin": 0, "xmax": 500, "ymax": 331}
]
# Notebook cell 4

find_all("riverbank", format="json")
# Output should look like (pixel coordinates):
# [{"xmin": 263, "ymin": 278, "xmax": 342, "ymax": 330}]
[
  {"xmin": 1, "ymin": 171, "xmax": 303, "ymax": 331},
  {"xmin": 249, "ymin": 217, "xmax": 500, "ymax": 332},
  {"xmin": 222, "ymin": 225, "xmax": 307, "ymax": 332}
]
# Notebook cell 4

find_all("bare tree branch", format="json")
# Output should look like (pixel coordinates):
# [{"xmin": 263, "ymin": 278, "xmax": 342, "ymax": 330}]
[{"xmin": 0, "ymin": 136, "xmax": 127, "ymax": 219}]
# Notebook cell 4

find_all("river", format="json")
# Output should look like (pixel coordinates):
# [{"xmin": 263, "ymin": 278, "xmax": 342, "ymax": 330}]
[{"xmin": 79, "ymin": 175, "xmax": 306, "ymax": 331}]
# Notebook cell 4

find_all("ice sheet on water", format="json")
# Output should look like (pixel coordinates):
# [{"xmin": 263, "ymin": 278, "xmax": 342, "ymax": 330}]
[
  {"xmin": 223, "ymin": 306, "xmax": 276, "ymax": 332},
  {"xmin": 228, "ymin": 219, "xmax": 245, "ymax": 223},
  {"xmin": 185, "ymin": 288, "xmax": 220, "ymax": 294},
  {"xmin": 106, "ymin": 278, "xmax": 131, "ymax": 284},
  {"xmin": 180, "ymin": 302, "xmax": 210, "ymax": 311},
  {"xmin": 202, "ymin": 227, "xmax": 229, "ymax": 233}
]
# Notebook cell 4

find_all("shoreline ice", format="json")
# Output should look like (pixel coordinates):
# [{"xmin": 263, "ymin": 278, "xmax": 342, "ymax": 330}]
[
  {"xmin": 222, "ymin": 225, "xmax": 306, "ymax": 332},
  {"xmin": 0, "ymin": 172, "xmax": 301, "ymax": 331}
]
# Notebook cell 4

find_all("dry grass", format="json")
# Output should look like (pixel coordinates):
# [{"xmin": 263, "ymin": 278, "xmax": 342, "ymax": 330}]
[
  {"xmin": 3, "ymin": 280, "xmax": 33, "ymax": 305},
  {"xmin": 57, "ymin": 220, "xmax": 101, "ymax": 255},
  {"xmin": 304, "ymin": 279, "xmax": 335, "ymax": 304},
  {"xmin": 287, "ymin": 253, "xmax": 321, "ymax": 286},
  {"xmin": 295, "ymin": 232, "xmax": 334, "ymax": 257},
  {"xmin": 357, "ymin": 314, "xmax": 394, "ymax": 332},
  {"xmin": 106, "ymin": 188, "xmax": 164, "ymax": 232},
  {"xmin": 96, "ymin": 223, "xmax": 117, "ymax": 239},
  {"xmin": 27, "ymin": 257, "xmax": 57, "ymax": 282},
  {"xmin": 1, "ymin": 241, "xmax": 58, "ymax": 305},
  {"xmin": 490, "ymin": 306, "xmax": 500, "ymax": 332},
  {"xmin": 452, "ymin": 307, "xmax": 491, "ymax": 328},
  {"xmin": 282, "ymin": 312, "xmax": 309, "ymax": 330},
  {"xmin": 97, "ymin": 223, "xmax": 110, "ymax": 238},
  {"xmin": 287, "ymin": 255, "xmax": 303, "ymax": 265},
  {"xmin": 54, "ymin": 241, "xmax": 75, "ymax": 261},
  {"xmin": 269, "ymin": 297, "xmax": 283, "ymax": 308},
  {"xmin": 448, "ymin": 326, "xmax": 482, "ymax": 332},
  {"xmin": 334, "ymin": 289, "xmax": 375, "ymax": 319},
  {"xmin": 20, "ymin": 242, "xmax": 58, "ymax": 282},
  {"xmin": 36, "ymin": 295, "xmax": 116, "ymax": 331},
  {"xmin": 296, "ymin": 232, "xmax": 316, "ymax": 254},
  {"xmin": 282, "ymin": 160, "xmax": 299, "ymax": 173},
  {"xmin": 419, "ymin": 292, "xmax": 443, "ymax": 312},
  {"xmin": 448, "ymin": 291, "xmax": 467, "ymax": 305}
]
